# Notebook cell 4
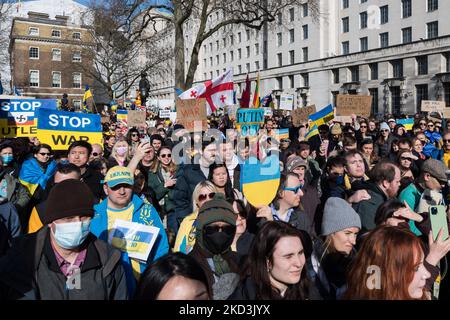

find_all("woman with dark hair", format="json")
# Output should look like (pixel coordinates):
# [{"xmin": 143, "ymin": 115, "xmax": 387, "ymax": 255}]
[
  {"xmin": 126, "ymin": 127, "xmax": 141, "ymax": 156},
  {"xmin": 134, "ymin": 252, "xmax": 210, "ymax": 300},
  {"xmin": 396, "ymin": 149, "xmax": 417, "ymax": 192},
  {"xmin": 229, "ymin": 220, "xmax": 316, "ymax": 300},
  {"xmin": 359, "ymin": 138, "xmax": 378, "ymax": 169},
  {"xmin": 208, "ymin": 163, "xmax": 244, "ymax": 202},
  {"xmin": 229, "ymin": 199, "xmax": 254, "ymax": 257}
]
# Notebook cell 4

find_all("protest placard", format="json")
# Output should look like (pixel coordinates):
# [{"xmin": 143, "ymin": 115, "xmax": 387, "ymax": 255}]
[
  {"xmin": 292, "ymin": 105, "xmax": 316, "ymax": 127},
  {"xmin": 109, "ymin": 219, "xmax": 160, "ymax": 261},
  {"xmin": 236, "ymin": 108, "xmax": 265, "ymax": 137},
  {"xmin": 336, "ymin": 95, "xmax": 372, "ymax": 117},
  {"xmin": 127, "ymin": 110, "xmax": 146, "ymax": 127},
  {"xmin": 159, "ymin": 109, "xmax": 171, "ymax": 118},
  {"xmin": 443, "ymin": 109, "xmax": 450, "ymax": 119},
  {"xmin": 421, "ymin": 100, "xmax": 445, "ymax": 113},
  {"xmin": 101, "ymin": 116, "xmax": 110, "ymax": 124},
  {"xmin": 0, "ymin": 99, "xmax": 57, "ymax": 138},
  {"xmin": 262, "ymin": 107, "xmax": 273, "ymax": 116},
  {"xmin": 334, "ymin": 115, "xmax": 353, "ymax": 124},
  {"xmin": 279, "ymin": 94, "xmax": 294, "ymax": 111},
  {"xmin": 176, "ymin": 98, "xmax": 208, "ymax": 132},
  {"xmin": 37, "ymin": 108, "xmax": 102, "ymax": 150}
]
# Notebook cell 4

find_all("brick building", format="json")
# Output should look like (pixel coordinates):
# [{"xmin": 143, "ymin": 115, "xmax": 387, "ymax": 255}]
[{"xmin": 9, "ymin": 11, "xmax": 94, "ymax": 110}]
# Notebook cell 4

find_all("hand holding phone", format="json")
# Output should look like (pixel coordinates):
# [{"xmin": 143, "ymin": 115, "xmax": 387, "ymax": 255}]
[{"xmin": 429, "ymin": 205, "xmax": 449, "ymax": 241}]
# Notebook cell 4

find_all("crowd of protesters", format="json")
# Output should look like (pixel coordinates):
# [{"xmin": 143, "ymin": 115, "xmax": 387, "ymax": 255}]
[{"xmin": 1, "ymin": 106, "xmax": 450, "ymax": 301}]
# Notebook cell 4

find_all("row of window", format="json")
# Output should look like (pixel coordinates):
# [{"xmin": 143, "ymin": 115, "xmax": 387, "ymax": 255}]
[
  {"xmin": 342, "ymin": 0, "xmax": 438, "ymax": 13},
  {"xmin": 29, "ymin": 70, "xmax": 82, "ymax": 88},
  {"xmin": 276, "ymin": 3, "xmax": 309, "ymax": 25},
  {"xmin": 29, "ymin": 47, "xmax": 81, "ymax": 62},
  {"xmin": 277, "ymin": 26, "xmax": 308, "ymax": 46},
  {"xmin": 341, "ymin": 22, "xmax": 438, "ymax": 54},
  {"xmin": 28, "ymin": 27, "xmax": 81, "ymax": 39}
]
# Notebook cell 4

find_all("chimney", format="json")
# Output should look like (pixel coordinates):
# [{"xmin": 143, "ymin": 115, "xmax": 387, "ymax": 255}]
[
  {"xmin": 27, "ymin": 12, "xmax": 50, "ymax": 20},
  {"xmin": 55, "ymin": 15, "xmax": 69, "ymax": 25}
]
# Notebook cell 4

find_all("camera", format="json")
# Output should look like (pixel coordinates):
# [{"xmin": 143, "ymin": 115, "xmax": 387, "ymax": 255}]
[{"xmin": 431, "ymin": 207, "xmax": 438, "ymax": 215}]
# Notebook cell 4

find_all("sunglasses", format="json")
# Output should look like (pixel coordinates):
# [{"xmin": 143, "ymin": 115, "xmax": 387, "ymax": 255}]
[
  {"xmin": 360, "ymin": 125, "xmax": 367, "ymax": 128},
  {"xmin": 382, "ymin": 129, "xmax": 390, "ymax": 132},
  {"xmin": 39, "ymin": 152, "xmax": 51, "ymax": 156},
  {"xmin": 283, "ymin": 185, "xmax": 303, "ymax": 194},
  {"xmin": 400, "ymin": 157, "xmax": 412, "ymax": 161},
  {"xmin": 198, "ymin": 192, "xmax": 216, "ymax": 202},
  {"xmin": 444, "ymin": 139, "xmax": 450, "ymax": 143},
  {"xmin": 419, "ymin": 123, "xmax": 427, "ymax": 126},
  {"xmin": 203, "ymin": 224, "xmax": 236, "ymax": 236},
  {"xmin": 160, "ymin": 153, "xmax": 171, "ymax": 158},
  {"xmin": 428, "ymin": 124, "xmax": 434, "ymax": 127},
  {"xmin": 132, "ymin": 133, "xmax": 139, "ymax": 137}
]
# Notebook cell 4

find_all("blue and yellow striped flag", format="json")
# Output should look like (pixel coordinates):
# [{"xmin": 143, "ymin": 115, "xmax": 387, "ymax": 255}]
[
  {"xmin": 308, "ymin": 104, "xmax": 334, "ymax": 127},
  {"xmin": 396, "ymin": 118, "xmax": 414, "ymax": 131},
  {"xmin": 83, "ymin": 85, "xmax": 95, "ymax": 113},
  {"xmin": 305, "ymin": 124, "xmax": 319, "ymax": 141}
]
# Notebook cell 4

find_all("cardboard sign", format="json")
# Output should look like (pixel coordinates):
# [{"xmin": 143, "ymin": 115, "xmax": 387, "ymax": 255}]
[
  {"xmin": 292, "ymin": 105, "xmax": 316, "ymax": 127},
  {"xmin": 443, "ymin": 109, "xmax": 450, "ymax": 119},
  {"xmin": 176, "ymin": 98, "xmax": 207, "ymax": 132},
  {"xmin": 279, "ymin": 94, "xmax": 294, "ymax": 111},
  {"xmin": 421, "ymin": 100, "xmax": 445, "ymax": 113},
  {"xmin": 159, "ymin": 109, "xmax": 171, "ymax": 118},
  {"xmin": 336, "ymin": 95, "xmax": 372, "ymax": 117},
  {"xmin": 236, "ymin": 108, "xmax": 265, "ymax": 137},
  {"xmin": 37, "ymin": 108, "xmax": 102, "ymax": 150},
  {"xmin": 240, "ymin": 154, "xmax": 280, "ymax": 207},
  {"xmin": 262, "ymin": 107, "xmax": 273, "ymax": 116},
  {"xmin": 334, "ymin": 115, "xmax": 352, "ymax": 124},
  {"xmin": 109, "ymin": 219, "xmax": 160, "ymax": 261},
  {"xmin": 0, "ymin": 99, "xmax": 57, "ymax": 138},
  {"xmin": 127, "ymin": 110, "xmax": 146, "ymax": 127}
]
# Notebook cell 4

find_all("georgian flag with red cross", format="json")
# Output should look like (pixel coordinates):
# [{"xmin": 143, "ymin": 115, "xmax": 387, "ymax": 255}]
[{"xmin": 178, "ymin": 69, "xmax": 234, "ymax": 113}]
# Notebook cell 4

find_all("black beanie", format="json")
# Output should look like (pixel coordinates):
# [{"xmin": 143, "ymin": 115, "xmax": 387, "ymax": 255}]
[{"xmin": 43, "ymin": 179, "xmax": 96, "ymax": 225}]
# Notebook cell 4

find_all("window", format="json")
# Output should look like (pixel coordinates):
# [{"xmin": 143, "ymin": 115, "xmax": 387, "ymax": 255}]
[
  {"xmin": 391, "ymin": 86, "xmax": 401, "ymax": 114},
  {"xmin": 277, "ymin": 53, "xmax": 282, "ymax": 67},
  {"xmin": 342, "ymin": 41, "xmax": 350, "ymax": 54},
  {"xmin": 255, "ymin": 44, "xmax": 259, "ymax": 55},
  {"xmin": 246, "ymin": 46, "xmax": 250, "ymax": 58},
  {"xmin": 230, "ymin": 35, "xmax": 234, "ymax": 45},
  {"xmin": 446, "ymin": 52, "xmax": 450, "ymax": 72},
  {"xmin": 73, "ymin": 100, "xmax": 81, "ymax": 111},
  {"xmin": 289, "ymin": 75, "xmax": 294, "ymax": 88},
  {"xmin": 72, "ymin": 73, "xmax": 81, "ymax": 88},
  {"xmin": 350, "ymin": 66, "xmax": 359, "ymax": 82},
  {"xmin": 216, "ymin": 40, "xmax": 219, "ymax": 51},
  {"xmin": 52, "ymin": 48, "xmax": 61, "ymax": 61},
  {"xmin": 391, "ymin": 59, "xmax": 403, "ymax": 78},
  {"xmin": 209, "ymin": 57, "xmax": 213, "ymax": 66},
  {"xmin": 209, "ymin": 43, "xmax": 212, "ymax": 51},
  {"xmin": 277, "ymin": 33, "xmax": 282, "ymax": 46},
  {"xmin": 342, "ymin": 0, "xmax": 349, "ymax": 9},
  {"xmin": 360, "ymin": 12, "xmax": 367, "ymax": 29},
  {"xmin": 302, "ymin": 25, "xmax": 308, "ymax": 40},
  {"xmin": 416, "ymin": 85, "xmax": 428, "ymax": 111},
  {"xmin": 332, "ymin": 69, "xmax": 339, "ymax": 83},
  {"xmin": 29, "ymin": 47, "xmax": 39, "ymax": 59},
  {"xmin": 369, "ymin": 88, "xmax": 378, "ymax": 115},
  {"xmin": 51, "ymin": 30, "xmax": 61, "ymax": 38},
  {"xmin": 255, "ymin": 61, "xmax": 260, "ymax": 70},
  {"xmin": 402, "ymin": 27, "xmax": 412, "ymax": 43},
  {"xmin": 289, "ymin": 29, "xmax": 295, "ymax": 43},
  {"xmin": 203, "ymin": 45, "xmax": 206, "ymax": 53},
  {"xmin": 444, "ymin": 83, "xmax": 450, "ymax": 107},
  {"xmin": 238, "ymin": 32, "xmax": 242, "ymax": 43},
  {"xmin": 230, "ymin": 51, "xmax": 234, "ymax": 61},
  {"xmin": 361, "ymin": 0, "xmax": 368, "ymax": 3},
  {"xmin": 302, "ymin": 47, "xmax": 308, "ymax": 62},
  {"xmin": 276, "ymin": 77, "xmax": 283, "ymax": 90},
  {"xmin": 302, "ymin": 3, "xmax": 308, "ymax": 17},
  {"xmin": 52, "ymin": 72, "xmax": 61, "ymax": 88},
  {"xmin": 369, "ymin": 63, "xmax": 378, "ymax": 80},
  {"xmin": 72, "ymin": 51, "xmax": 81, "ymax": 65},
  {"xmin": 417, "ymin": 56, "xmax": 428, "ymax": 75},
  {"xmin": 360, "ymin": 37, "xmax": 368, "ymax": 52},
  {"xmin": 289, "ymin": 50, "xmax": 295, "ymax": 64},
  {"xmin": 203, "ymin": 59, "xmax": 206, "ymax": 67},
  {"xmin": 402, "ymin": 0, "xmax": 412, "ymax": 18},
  {"xmin": 302, "ymin": 73, "xmax": 309, "ymax": 87},
  {"xmin": 29, "ymin": 70, "xmax": 39, "ymax": 87},
  {"xmin": 210, "ymin": 72, "xmax": 213, "ymax": 79},
  {"xmin": 380, "ymin": 32, "xmax": 389, "ymax": 48},
  {"xmin": 428, "ymin": 0, "xmax": 438, "ymax": 12},
  {"xmin": 277, "ymin": 12, "xmax": 282, "ymax": 25},
  {"xmin": 289, "ymin": 8, "xmax": 295, "ymax": 22},
  {"xmin": 342, "ymin": 17, "xmax": 349, "ymax": 33},
  {"xmin": 223, "ymin": 53, "xmax": 227, "ymax": 63},
  {"xmin": 29, "ymin": 27, "xmax": 39, "ymax": 36},
  {"xmin": 216, "ymin": 70, "xmax": 220, "ymax": 77},
  {"xmin": 238, "ymin": 49, "xmax": 242, "ymax": 59},
  {"xmin": 72, "ymin": 32, "xmax": 81, "ymax": 40},
  {"xmin": 380, "ymin": 5, "xmax": 389, "ymax": 24},
  {"xmin": 223, "ymin": 38, "xmax": 226, "ymax": 47},
  {"xmin": 246, "ymin": 29, "xmax": 250, "ymax": 41},
  {"xmin": 246, "ymin": 63, "xmax": 250, "ymax": 72},
  {"xmin": 238, "ymin": 65, "xmax": 242, "ymax": 74},
  {"xmin": 216, "ymin": 55, "xmax": 219, "ymax": 65},
  {"xmin": 427, "ymin": 21, "xmax": 438, "ymax": 39}
]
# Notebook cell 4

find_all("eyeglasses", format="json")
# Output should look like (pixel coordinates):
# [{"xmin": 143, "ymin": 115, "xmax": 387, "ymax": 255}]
[
  {"xmin": 160, "ymin": 153, "xmax": 171, "ymax": 158},
  {"xmin": 282, "ymin": 185, "xmax": 303, "ymax": 194},
  {"xmin": 132, "ymin": 133, "xmax": 139, "ymax": 137},
  {"xmin": 444, "ymin": 139, "xmax": 450, "ymax": 143},
  {"xmin": 203, "ymin": 224, "xmax": 236, "ymax": 236},
  {"xmin": 39, "ymin": 152, "xmax": 51, "ymax": 156},
  {"xmin": 360, "ymin": 125, "xmax": 367, "ymax": 128},
  {"xmin": 419, "ymin": 122, "xmax": 427, "ymax": 126},
  {"xmin": 198, "ymin": 192, "xmax": 216, "ymax": 202}
]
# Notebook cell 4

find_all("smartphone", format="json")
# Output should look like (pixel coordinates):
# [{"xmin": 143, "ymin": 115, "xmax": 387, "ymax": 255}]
[{"xmin": 429, "ymin": 205, "xmax": 449, "ymax": 241}]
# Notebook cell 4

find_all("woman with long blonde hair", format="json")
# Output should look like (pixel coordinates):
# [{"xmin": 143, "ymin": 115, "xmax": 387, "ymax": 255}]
[{"xmin": 107, "ymin": 139, "xmax": 130, "ymax": 168}]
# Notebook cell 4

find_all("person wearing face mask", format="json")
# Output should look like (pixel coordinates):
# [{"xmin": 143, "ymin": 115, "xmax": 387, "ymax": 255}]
[
  {"xmin": 108, "ymin": 139, "xmax": 130, "ymax": 168},
  {"xmin": 0, "ymin": 144, "xmax": 19, "ymax": 178},
  {"xmin": 0, "ymin": 179, "xmax": 128, "ymax": 300},
  {"xmin": 307, "ymin": 197, "xmax": 361, "ymax": 300},
  {"xmin": 189, "ymin": 193, "xmax": 240, "ymax": 300}
]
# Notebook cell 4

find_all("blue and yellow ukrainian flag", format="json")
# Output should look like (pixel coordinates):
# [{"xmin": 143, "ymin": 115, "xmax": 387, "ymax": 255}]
[
  {"xmin": 305, "ymin": 124, "xmax": 319, "ymax": 141},
  {"xmin": 396, "ymin": 118, "xmax": 414, "ymax": 131},
  {"xmin": 308, "ymin": 104, "xmax": 334, "ymax": 127},
  {"xmin": 83, "ymin": 85, "xmax": 94, "ymax": 113},
  {"xmin": 276, "ymin": 128, "xmax": 289, "ymax": 140}
]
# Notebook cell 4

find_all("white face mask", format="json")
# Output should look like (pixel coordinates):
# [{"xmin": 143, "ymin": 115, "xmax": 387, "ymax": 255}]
[
  {"xmin": 116, "ymin": 146, "xmax": 128, "ymax": 156},
  {"xmin": 52, "ymin": 220, "xmax": 90, "ymax": 249}
]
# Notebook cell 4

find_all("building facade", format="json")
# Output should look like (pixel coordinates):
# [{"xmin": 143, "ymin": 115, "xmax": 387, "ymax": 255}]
[
  {"xmin": 9, "ymin": 11, "xmax": 94, "ymax": 110},
  {"xmin": 149, "ymin": 0, "xmax": 450, "ymax": 115}
]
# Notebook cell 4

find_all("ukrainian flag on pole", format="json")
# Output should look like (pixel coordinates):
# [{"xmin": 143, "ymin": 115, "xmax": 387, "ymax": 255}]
[
  {"xmin": 305, "ymin": 124, "xmax": 319, "ymax": 141},
  {"xmin": 252, "ymin": 73, "xmax": 260, "ymax": 108},
  {"xmin": 83, "ymin": 85, "xmax": 94, "ymax": 113},
  {"xmin": 308, "ymin": 104, "xmax": 334, "ymax": 127}
]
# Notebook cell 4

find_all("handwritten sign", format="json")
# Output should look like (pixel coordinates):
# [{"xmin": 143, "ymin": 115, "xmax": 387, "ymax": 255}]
[
  {"xmin": 421, "ymin": 100, "xmax": 445, "ymax": 113},
  {"xmin": 109, "ymin": 219, "xmax": 160, "ymax": 261},
  {"xmin": 292, "ymin": 105, "xmax": 316, "ymax": 127},
  {"xmin": 127, "ymin": 110, "xmax": 146, "ymax": 127},
  {"xmin": 236, "ymin": 108, "xmax": 264, "ymax": 137},
  {"xmin": 336, "ymin": 95, "xmax": 372, "ymax": 117},
  {"xmin": 159, "ymin": 109, "xmax": 171, "ymax": 118},
  {"xmin": 442, "ymin": 109, "xmax": 450, "ymax": 119},
  {"xmin": 176, "ymin": 98, "xmax": 207, "ymax": 132}
]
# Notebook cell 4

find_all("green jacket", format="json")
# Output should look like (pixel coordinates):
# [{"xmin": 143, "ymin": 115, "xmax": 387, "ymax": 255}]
[
  {"xmin": 399, "ymin": 183, "xmax": 424, "ymax": 236},
  {"xmin": 147, "ymin": 165, "xmax": 176, "ymax": 215}
]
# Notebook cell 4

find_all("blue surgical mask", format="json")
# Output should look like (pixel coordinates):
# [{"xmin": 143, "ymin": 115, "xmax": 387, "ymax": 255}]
[
  {"xmin": 52, "ymin": 220, "xmax": 90, "ymax": 249},
  {"xmin": 1, "ymin": 155, "xmax": 13, "ymax": 165}
]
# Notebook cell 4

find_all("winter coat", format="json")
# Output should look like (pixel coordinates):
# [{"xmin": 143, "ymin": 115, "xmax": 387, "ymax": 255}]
[
  {"xmin": 80, "ymin": 166, "xmax": 105, "ymax": 202},
  {"xmin": 0, "ymin": 202, "xmax": 21, "ymax": 256},
  {"xmin": 352, "ymin": 182, "xmax": 388, "ymax": 233},
  {"xmin": 0, "ymin": 226, "xmax": 128, "ymax": 300},
  {"xmin": 0, "ymin": 171, "xmax": 30, "ymax": 215},
  {"xmin": 147, "ymin": 164, "xmax": 176, "ymax": 216}
]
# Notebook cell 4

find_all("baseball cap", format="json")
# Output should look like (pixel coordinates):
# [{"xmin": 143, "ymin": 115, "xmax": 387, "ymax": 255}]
[{"xmin": 103, "ymin": 166, "xmax": 134, "ymax": 187}]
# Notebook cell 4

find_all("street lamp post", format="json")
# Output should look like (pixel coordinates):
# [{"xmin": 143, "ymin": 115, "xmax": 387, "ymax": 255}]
[{"xmin": 139, "ymin": 71, "xmax": 150, "ymax": 108}]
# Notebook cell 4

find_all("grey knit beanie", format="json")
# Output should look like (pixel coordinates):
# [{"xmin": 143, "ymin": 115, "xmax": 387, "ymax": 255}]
[{"xmin": 321, "ymin": 197, "xmax": 361, "ymax": 236}]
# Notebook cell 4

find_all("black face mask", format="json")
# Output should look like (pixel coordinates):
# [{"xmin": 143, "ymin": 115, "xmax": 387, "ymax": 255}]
[{"xmin": 202, "ymin": 225, "xmax": 236, "ymax": 255}]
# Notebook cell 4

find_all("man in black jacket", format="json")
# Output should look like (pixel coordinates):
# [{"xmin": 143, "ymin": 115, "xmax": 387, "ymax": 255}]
[{"xmin": 0, "ymin": 179, "xmax": 127, "ymax": 300}]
